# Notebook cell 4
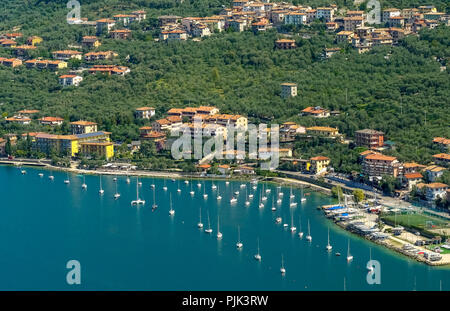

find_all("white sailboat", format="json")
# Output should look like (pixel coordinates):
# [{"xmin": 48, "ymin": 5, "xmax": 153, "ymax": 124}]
[
  {"xmin": 236, "ymin": 226, "xmax": 243, "ymax": 249},
  {"xmin": 225, "ymin": 181, "xmax": 229, "ymax": 186},
  {"xmin": 197, "ymin": 181, "xmax": 202, "ymax": 188},
  {"xmin": 290, "ymin": 186, "xmax": 295, "ymax": 199},
  {"xmin": 49, "ymin": 174, "xmax": 54, "ymax": 180},
  {"xmin": 271, "ymin": 198, "xmax": 276, "ymax": 211},
  {"xmin": 280, "ymin": 254, "xmax": 286, "ymax": 275},
  {"xmin": 81, "ymin": 175, "xmax": 87, "ymax": 189},
  {"xmin": 126, "ymin": 175, "xmax": 130, "ymax": 184},
  {"xmin": 346, "ymin": 239, "xmax": 353, "ymax": 262},
  {"xmin": 245, "ymin": 188, "xmax": 250, "ymax": 206},
  {"xmin": 290, "ymin": 212, "xmax": 296, "ymax": 232},
  {"xmin": 300, "ymin": 187, "xmax": 306, "ymax": 203},
  {"xmin": 211, "ymin": 183, "xmax": 217, "ymax": 190},
  {"xmin": 38, "ymin": 173, "xmax": 44, "ymax": 177},
  {"xmin": 114, "ymin": 181, "xmax": 120, "ymax": 199},
  {"xmin": 64, "ymin": 172, "xmax": 70, "ymax": 184},
  {"xmin": 131, "ymin": 177, "xmax": 145, "ymax": 206},
  {"xmin": 98, "ymin": 175, "xmax": 104, "ymax": 195},
  {"xmin": 306, "ymin": 219, "xmax": 312, "ymax": 242},
  {"xmin": 326, "ymin": 227, "xmax": 332, "ymax": 251},
  {"xmin": 113, "ymin": 177, "xmax": 117, "ymax": 182},
  {"xmin": 152, "ymin": 186, "xmax": 157, "ymax": 211},
  {"xmin": 254, "ymin": 238, "xmax": 262, "ymax": 261},
  {"xmin": 216, "ymin": 215, "xmax": 222, "ymax": 239},
  {"xmin": 150, "ymin": 179, "xmax": 155, "ymax": 189},
  {"xmin": 275, "ymin": 217, "xmax": 282, "ymax": 224},
  {"xmin": 204, "ymin": 211, "xmax": 213, "ymax": 233},
  {"xmin": 203, "ymin": 181, "xmax": 208, "ymax": 199},
  {"xmin": 230, "ymin": 196, "xmax": 237, "ymax": 204},
  {"xmin": 217, "ymin": 185, "xmax": 222, "ymax": 200},
  {"xmin": 240, "ymin": 183, "xmax": 246, "ymax": 188},
  {"xmin": 190, "ymin": 180, "xmax": 195, "ymax": 196},
  {"xmin": 298, "ymin": 216, "xmax": 304, "ymax": 238},
  {"xmin": 169, "ymin": 194, "xmax": 175, "ymax": 216},
  {"xmin": 258, "ymin": 190, "xmax": 264, "ymax": 208},
  {"xmin": 184, "ymin": 180, "xmax": 189, "ymax": 185},
  {"xmin": 162, "ymin": 179, "xmax": 167, "ymax": 191},
  {"xmin": 177, "ymin": 180, "xmax": 181, "ymax": 193},
  {"xmin": 197, "ymin": 207, "xmax": 203, "ymax": 228}
]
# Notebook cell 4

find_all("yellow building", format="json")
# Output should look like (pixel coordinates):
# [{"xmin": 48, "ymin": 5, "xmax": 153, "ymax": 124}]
[
  {"xmin": 306, "ymin": 126, "xmax": 339, "ymax": 137},
  {"xmin": 79, "ymin": 142, "xmax": 114, "ymax": 159},
  {"xmin": 34, "ymin": 133, "xmax": 79, "ymax": 156},
  {"xmin": 27, "ymin": 36, "xmax": 43, "ymax": 46},
  {"xmin": 308, "ymin": 156, "xmax": 331, "ymax": 174}
]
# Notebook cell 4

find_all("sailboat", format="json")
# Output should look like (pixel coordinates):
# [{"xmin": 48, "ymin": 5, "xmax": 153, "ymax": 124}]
[
  {"xmin": 126, "ymin": 175, "xmax": 130, "ymax": 184},
  {"xmin": 276, "ymin": 187, "xmax": 282, "ymax": 205},
  {"xmin": 152, "ymin": 186, "xmax": 157, "ymax": 211},
  {"xmin": 114, "ymin": 181, "xmax": 120, "ymax": 199},
  {"xmin": 240, "ymin": 183, "xmax": 246, "ymax": 189},
  {"xmin": 306, "ymin": 219, "xmax": 312, "ymax": 242},
  {"xmin": 275, "ymin": 216, "xmax": 282, "ymax": 224},
  {"xmin": 162, "ymin": 179, "xmax": 167, "ymax": 191},
  {"xmin": 289, "ymin": 197, "xmax": 297, "ymax": 208},
  {"xmin": 98, "ymin": 175, "xmax": 104, "ymax": 195},
  {"xmin": 211, "ymin": 183, "xmax": 217, "ymax": 190},
  {"xmin": 203, "ymin": 181, "xmax": 208, "ymax": 199},
  {"xmin": 184, "ymin": 180, "xmax": 189, "ymax": 185},
  {"xmin": 290, "ymin": 186, "xmax": 295, "ymax": 199},
  {"xmin": 197, "ymin": 207, "xmax": 203, "ymax": 228},
  {"xmin": 216, "ymin": 215, "xmax": 222, "ymax": 239},
  {"xmin": 271, "ymin": 198, "xmax": 276, "ymax": 211},
  {"xmin": 131, "ymin": 178, "xmax": 145, "ymax": 206},
  {"xmin": 204, "ymin": 211, "xmax": 213, "ymax": 233},
  {"xmin": 81, "ymin": 175, "xmax": 87, "ymax": 189},
  {"xmin": 169, "ymin": 194, "xmax": 175, "ymax": 216},
  {"xmin": 346, "ymin": 239, "xmax": 353, "ymax": 262},
  {"xmin": 254, "ymin": 238, "xmax": 262, "ymax": 261},
  {"xmin": 298, "ymin": 216, "xmax": 304, "ymax": 238},
  {"xmin": 150, "ymin": 179, "xmax": 155, "ymax": 189},
  {"xmin": 326, "ymin": 227, "xmax": 332, "ymax": 251},
  {"xmin": 300, "ymin": 187, "xmax": 306, "ymax": 203},
  {"xmin": 236, "ymin": 226, "xmax": 243, "ymax": 249},
  {"xmin": 64, "ymin": 172, "xmax": 70, "ymax": 184},
  {"xmin": 113, "ymin": 176, "xmax": 117, "ymax": 182},
  {"xmin": 258, "ymin": 190, "xmax": 264, "ymax": 208},
  {"xmin": 217, "ymin": 185, "xmax": 222, "ymax": 200},
  {"xmin": 38, "ymin": 173, "xmax": 44, "ymax": 177},
  {"xmin": 290, "ymin": 212, "xmax": 296, "ymax": 232},
  {"xmin": 177, "ymin": 180, "xmax": 181, "ymax": 193},
  {"xmin": 189, "ymin": 180, "xmax": 195, "ymax": 196},
  {"xmin": 245, "ymin": 187, "xmax": 250, "ymax": 206},
  {"xmin": 225, "ymin": 181, "xmax": 229, "ymax": 186},
  {"xmin": 48, "ymin": 174, "xmax": 54, "ymax": 180},
  {"xmin": 230, "ymin": 184, "xmax": 237, "ymax": 203},
  {"xmin": 197, "ymin": 181, "xmax": 202, "ymax": 188},
  {"xmin": 280, "ymin": 254, "xmax": 286, "ymax": 275}
]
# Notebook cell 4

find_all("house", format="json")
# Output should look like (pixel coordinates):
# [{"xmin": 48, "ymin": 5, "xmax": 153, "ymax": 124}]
[
  {"xmin": 135, "ymin": 107, "xmax": 155, "ymax": 119},
  {"xmin": 158, "ymin": 15, "xmax": 182, "ymax": 26},
  {"xmin": 0, "ymin": 39, "xmax": 17, "ymax": 47},
  {"xmin": 5, "ymin": 116, "xmax": 31, "ymax": 125},
  {"xmin": 205, "ymin": 114, "xmax": 248, "ymax": 130},
  {"xmin": 70, "ymin": 121, "xmax": 98, "ymax": 134},
  {"xmin": 281, "ymin": 83, "xmax": 297, "ymax": 98},
  {"xmin": 84, "ymin": 51, "xmax": 118, "ymax": 62},
  {"xmin": 402, "ymin": 162, "xmax": 425, "ymax": 174},
  {"xmin": 25, "ymin": 59, "xmax": 67, "ymax": 70},
  {"xmin": 17, "ymin": 109, "xmax": 40, "ymax": 116},
  {"xmin": 110, "ymin": 29, "xmax": 132, "ymax": 40},
  {"xmin": 343, "ymin": 17, "xmax": 364, "ymax": 31},
  {"xmin": 424, "ymin": 183, "xmax": 448, "ymax": 203},
  {"xmin": 132, "ymin": 10, "xmax": 147, "ymax": 22},
  {"xmin": 113, "ymin": 14, "xmax": 137, "ymax": 26},
  {"xmin": 280, "ymin": 122, "xmax": 305, "ymax": 142},
  {"xmin": 3, "ymin": 33, "xmax": 22, "ymax": 40},
  {"xmin": 59, "ymin": 75, "xmax": 83, "ymax": 87},
  {"xmin": 355, "ymin": 129, "xmax": 384, "ymax": 149},
  {"xmin": 382, "ymin": 8, "xmax": 401, "ymax": 22},
  {"xmin": 309, "ymin": 156, "xmax": 331, "ymax": 175},
  {"xmin": 234, "ymin": 165, "xmax": 255, "ymax": 175},
  {"xmin": 229, "ymin": 19, "xmax": 248, "ymax": 32},
  {"xmin": 14, "ymin": 45, "xmax": 37, "ymax": 56},
  {"xmin": 33, "ymin": 133, "xmax": 79, "ymax": 156},
  {"xmin": 192, "ymin": 24, "xmax": 211, "ymax": 37},
  {"xmin": 82, "ymin": 36, "xmax": 101, "ymax": 48},
  {"xmin": 139, "ymin": 127, "xmax": 166, "ymax": 144},
  {"xmin": 196, "ymin": 164, "xmax": 211, "ymax": 173},
  {"xmin": 88, "ymin": 65, "xmax": 130, "ymax": 76},
  {"xmin": 433, "ymin": 153, "xmax": 450, "ymax": 167},
  {"xmin": 217, "ymin": 164, "xmax": 231, "ymax": 175},
  {"xmin": 275, "ymin": 39, "xmax": 296, "ymax": 49},
  {"xmin": 362, "ymin": 153, "xmax": 399, "ymax": 178},
  {"xmin": 39, "ymin": 117, "xmax": 64, "ymax": 126},
  {"xmin": 433, "ymin": 137, "xmax": 450, "ymax": 151},
  {"xmin": 0, "ymin": 58, "xmax": 22, "ymax": 67},
  {"xmin": 323, "ymin": 47, "xmax": 341, "ymax": 58},
  {"xmin": 401, "ymin": 172, "xmax": 423, "ymax": 190},
  {"xmin": 316, "ymin": 7, "xmax": 334, "ymax": 22},
  {"xmin": 79, "ymin": 141, "xmax": 114, "ymax": 160},
  {"xmin": 284, "ymin": 12, "xmax": 307, "ymax": 25},
  {"xmin": 301, "ymin": 106, "xmax": 330, "ymax": 118},
  {"xmin": 252, "ymin": 19, "xmax": 270, "ymax": 32},
  {"xmin": 27, "ymin": 36, "xmax": 43, "ymax": 46},
  {"xmin": 326, "ymin": 22, "xmax": 338, "ymax": 31},
  {"xmin": 52, "ymin": 50, "xmax": 82, "ymax": 60},
  {"xmin": 336, "ymin": 31, "xmax": 355, "ymax": 43},
  {"xmin": 160, "ymin": 29, "xmax": 187, "ymax": 41},
  {"xmin": 96, "ymin": 19, "xmax": 116, "ymax": 34},
  {"xmin": 306, "ymin": 126, "xmax": 339, "ymax": 137},
  {"xmin": 423, "ymin": 165, "xmax": 446, "ymax": 182},
  {"xmin": 152, "ymin": 116, "xmax": 182, "ymax": 132}
]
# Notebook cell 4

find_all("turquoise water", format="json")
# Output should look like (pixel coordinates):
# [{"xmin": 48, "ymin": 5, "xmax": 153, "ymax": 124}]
[{"xmin": 0, "ymin": 165, "xmax": 449, "ymax": 291}]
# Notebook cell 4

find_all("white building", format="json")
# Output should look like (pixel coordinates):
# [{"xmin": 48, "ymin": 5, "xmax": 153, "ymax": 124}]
[{"xmin": 59, "ymin": 75, "xmax": 83, "ymax": 87}]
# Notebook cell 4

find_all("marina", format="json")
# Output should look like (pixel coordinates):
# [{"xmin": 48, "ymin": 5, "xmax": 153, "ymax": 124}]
[{"xmin": 0, "ymin": 165, "xmax": 449, "ymax": 290}]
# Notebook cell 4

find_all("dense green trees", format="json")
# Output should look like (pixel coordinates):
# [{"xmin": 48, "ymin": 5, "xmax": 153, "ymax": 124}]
[{"xmin": 0, "ymin": 1, "xmax": 448, "ymax": 173}]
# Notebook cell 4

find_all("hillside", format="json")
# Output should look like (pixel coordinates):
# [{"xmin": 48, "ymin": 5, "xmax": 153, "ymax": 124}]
[{"xmin": 0, "ymin": 0, "xmax": 449, "ymax": 171}]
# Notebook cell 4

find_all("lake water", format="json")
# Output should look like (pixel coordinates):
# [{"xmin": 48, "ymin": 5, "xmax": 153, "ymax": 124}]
[{"xmin": 0, "ymin": 165, "xmax": 449, "ymax": 290}]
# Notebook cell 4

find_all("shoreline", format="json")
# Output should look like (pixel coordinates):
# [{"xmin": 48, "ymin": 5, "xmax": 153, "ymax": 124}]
[{"xmin": 2, "ymin": 160, "xmax": 449, "ymax": 267}]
